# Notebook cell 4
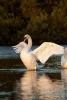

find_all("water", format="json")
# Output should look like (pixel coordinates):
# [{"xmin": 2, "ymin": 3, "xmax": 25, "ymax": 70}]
[{"xmin": 0, "ymin": 46, "xmax": 67, "ymax": 100}]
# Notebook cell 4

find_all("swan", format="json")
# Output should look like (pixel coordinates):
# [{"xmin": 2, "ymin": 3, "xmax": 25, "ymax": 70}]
[
  {"xmin": 61, "ymin": 48, "xmax": 67, "ymax": 68},
  {"xmin": 13, "ymin": 34, "xmax": 64, "ymax": 70}
]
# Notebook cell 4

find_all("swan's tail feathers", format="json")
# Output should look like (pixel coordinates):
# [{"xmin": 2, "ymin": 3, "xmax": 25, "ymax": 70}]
[
  {"xmin": 64, "ymin": 48, "xmax": 67, "ymax": 58},
  {"xmin": 64, "ymin": 48, "xmax": 67, "ymax": 53}
]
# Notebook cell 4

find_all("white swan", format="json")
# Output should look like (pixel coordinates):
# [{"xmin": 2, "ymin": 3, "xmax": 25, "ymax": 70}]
[
  {"xmin": 61, "ymin": 48, "xmax": 67, "ymax": 68},
  {"xmin": 13, "ymin": 34, "xmax": 64, "ymax": 70}
]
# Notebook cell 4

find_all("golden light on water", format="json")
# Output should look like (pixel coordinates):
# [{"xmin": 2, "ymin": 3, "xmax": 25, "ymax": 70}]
[{"xmin": 15, "ymin": 70, "xmax": 66, "ymax": 100}]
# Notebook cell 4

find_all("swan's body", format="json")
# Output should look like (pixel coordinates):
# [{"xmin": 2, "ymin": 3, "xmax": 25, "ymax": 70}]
[
  {"xmin": 20, "ymin": 48, "xmax": 38, "ymax": 70},
  {"xmin": 61, "ymin": 48, "xmax": 67, "ymax": 68},
  {"xmin": 13, "ymin": 34, "xmax": 64, "ymax": 70}
]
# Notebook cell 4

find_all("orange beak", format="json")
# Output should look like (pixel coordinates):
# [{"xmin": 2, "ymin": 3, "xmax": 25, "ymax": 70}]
[{"xmin": 24, "ymin": 37, "xmax": 27, "ymax": 42}]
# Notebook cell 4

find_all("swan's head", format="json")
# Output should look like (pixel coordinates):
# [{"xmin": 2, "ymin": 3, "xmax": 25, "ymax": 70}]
[
  {"xmin": 24, "ymin": 34, "xmax": 32, "ymax": 49},
  {"xmin": 24, "ymin": 34, "xmax": 31, "ymax": 42}
]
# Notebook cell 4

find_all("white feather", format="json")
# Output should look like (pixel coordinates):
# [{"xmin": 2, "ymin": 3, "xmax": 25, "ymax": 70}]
[
  {"xmin": 12, "ymin": 42, "xmax": 28, "ymax": 53},
  {"xmin": 61, "ymin": 48, "xmax": 67, "ymax": 68},
  {"xmin": 32, "ymin": 42, "xmax": 64, "ymax": 64}
]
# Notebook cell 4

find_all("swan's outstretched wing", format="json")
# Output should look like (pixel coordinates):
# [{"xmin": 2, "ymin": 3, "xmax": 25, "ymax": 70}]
[
  {"xmin": 32, "ymin": 42, "xmax": 64, "ymax": 64},
  {"xmin": 13, "ymin": 42, "xmax": 28, "ymax": 53}
]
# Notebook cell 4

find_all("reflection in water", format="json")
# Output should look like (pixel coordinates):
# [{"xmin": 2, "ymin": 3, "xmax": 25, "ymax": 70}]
[
  {"xmin": 15, "ymin": 71, "xmax": 64, "ymax": 100},
  {"xmin": 61, "ymin": 69, "xmax": 67, "ymax": 100}
]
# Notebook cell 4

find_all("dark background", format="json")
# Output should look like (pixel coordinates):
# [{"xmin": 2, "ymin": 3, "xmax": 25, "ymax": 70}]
[{"xmin": 0, "ymin": 0, "xmax": 67, "ymax": 45}]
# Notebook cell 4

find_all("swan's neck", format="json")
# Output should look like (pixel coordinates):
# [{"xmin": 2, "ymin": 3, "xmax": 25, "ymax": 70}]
[{"xmin": 28, "ymin": 37, "xmax": 32, "ymax": 49}]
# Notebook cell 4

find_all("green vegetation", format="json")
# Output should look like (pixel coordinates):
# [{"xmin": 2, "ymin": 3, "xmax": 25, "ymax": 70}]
[{"xmin": 0, "ymin": 0, "xmax": 67, "ymax": 45}]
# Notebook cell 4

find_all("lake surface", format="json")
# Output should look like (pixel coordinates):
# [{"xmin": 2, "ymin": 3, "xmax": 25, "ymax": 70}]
[{"xmin": 0, "ymin": 46, "xmax": 67, "ymax": 100}]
